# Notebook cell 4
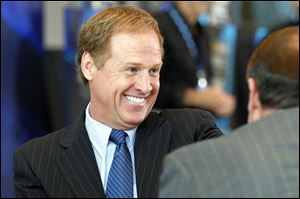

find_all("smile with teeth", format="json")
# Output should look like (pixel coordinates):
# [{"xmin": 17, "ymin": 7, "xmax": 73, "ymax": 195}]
[{"xmin": 125, "ymin": 95, "xmax": 146, "ymax": 104}]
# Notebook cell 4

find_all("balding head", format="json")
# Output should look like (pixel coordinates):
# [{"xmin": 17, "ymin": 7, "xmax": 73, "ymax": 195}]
[
  {"xmin": 246, "ymin": 26, "xmax": 299, "ymax": 123},
  {"xmin": 248, "ymin": 26, "xmax": 299, "ymax": 80},
  {"xmin": 247, "ymin": 26, "xmax": 299, "ymax": 109}
]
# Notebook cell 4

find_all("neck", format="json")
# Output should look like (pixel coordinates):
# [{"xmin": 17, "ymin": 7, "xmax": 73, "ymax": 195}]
[
  {"xmin": 261, "ymin": 107, "xmax": 275, "ymax": 119},
  {"xmin": 248, "ymin": 106, "xmax": 276, "ymax": 124}
]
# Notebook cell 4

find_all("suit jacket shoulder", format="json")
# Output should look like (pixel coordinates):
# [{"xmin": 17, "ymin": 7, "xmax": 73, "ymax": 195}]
[
  {"xmin": 14, "ymin": 113, "xmax": 105, "ymax": 198},
  {"xmin": 159, "ymin": 107, "xmax": 299, "ymax": 198},
  {"xmin": 138, "ymin": 108, "xmax": 222, "ymax": 151},
  {"xmin": 160, "ymin": 108, "xmax": 222, "ymax": 139},
  {"xmin": 132, "ymin": 108, "xmax": 222, "ymax": 198}
]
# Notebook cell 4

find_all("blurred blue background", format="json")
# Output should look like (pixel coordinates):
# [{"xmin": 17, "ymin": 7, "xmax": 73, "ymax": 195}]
[{"xmin": 1, "ymin": 1, "xmax": 297, "ymax": 197}]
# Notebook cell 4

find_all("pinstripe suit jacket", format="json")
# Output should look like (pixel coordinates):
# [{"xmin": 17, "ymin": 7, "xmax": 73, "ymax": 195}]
[
  {"xmin": 14, "ymin": 108, "xmax": 221, "ymax": 198},
  {"xmin": 159, "ymin": 107, "xmax": 299, "ymax": 198}
]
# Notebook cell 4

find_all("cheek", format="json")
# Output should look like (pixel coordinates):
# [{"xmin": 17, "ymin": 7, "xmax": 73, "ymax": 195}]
[
  {"xmin": 153, "ymin": 78, "xmax": 160, "ymax": 91},
  {"xmin": 92, "ymin": 75, "xmax": 116, "ymax": 99}
]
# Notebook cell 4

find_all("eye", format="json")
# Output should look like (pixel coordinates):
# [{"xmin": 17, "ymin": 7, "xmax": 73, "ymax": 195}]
[
  {"xmin": 127, "ymin": 67, "xmax": 138, "ymax": 74},
  {"xmin": 149, "ymin": 67, "xmax": 160, "ymax": 76}
]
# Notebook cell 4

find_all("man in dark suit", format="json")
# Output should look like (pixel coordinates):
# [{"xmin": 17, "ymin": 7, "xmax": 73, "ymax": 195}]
[
  {"xmin": 153, "ymin": 1, "xmax": 236, "ymax": 117},
  {"xmin": 159, "ymin": 26, "xmax": 299, "ymax": 197},
  {"xmin": 13, "ymin": 5, "xmax": 222, "ymax": 198}
]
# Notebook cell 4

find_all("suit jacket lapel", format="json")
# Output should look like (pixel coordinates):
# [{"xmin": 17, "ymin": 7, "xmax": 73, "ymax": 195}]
[
  {"xmin": 135, "ymin": 112, "xmax": 171, "ymax": 198},
  {"xmin": 57, "ymin": 114, "xmax": 105, "ymax": 198},
  {"xmin": 56, "ymin": 110, "xmax": 172, "ymax": 198}
]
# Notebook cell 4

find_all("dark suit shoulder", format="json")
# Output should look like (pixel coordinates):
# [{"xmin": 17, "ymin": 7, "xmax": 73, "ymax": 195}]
[
  {"xmin": 160, "ymin": 108, "xmax": 213, "ymax": 118},
  {"xmin": 16, "ymin": 126, "xmax": 67, "ymax": 155},
  {"xmin": 158, "ymin": 108, "xmax": 222, "ymax": 141},
  {"xmin": 14, "ymin": 128, "xmax": 68, "ymax": 180},
  {"xmin": 16, "ymin": 111, "xmax": 86, "ymax": 156},
  {"xmin": 13, "ymin": 127, "xmax": 67, "ymax": 192},
  {"xmin": 159, "ymin": 108, "xmax": 216, "ymax": 128}
]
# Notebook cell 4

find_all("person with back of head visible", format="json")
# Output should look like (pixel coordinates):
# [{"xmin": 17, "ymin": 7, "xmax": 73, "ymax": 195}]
[
  {"xmin": 159, "ymin": 26, "xmax": 299, "ymax": 198},
  {"xmin": 13, "ymin": 5, "xmax": 222, "ymax": 198}
]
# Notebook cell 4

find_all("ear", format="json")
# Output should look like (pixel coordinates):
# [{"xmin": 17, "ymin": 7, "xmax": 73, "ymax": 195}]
[
  {"xmin": 247, "ymin": 77, "xmax": 262, "ymax": 123},
  {"xmin": 80, "ymin": 52, "xmax": 98, "ymax": 81}
]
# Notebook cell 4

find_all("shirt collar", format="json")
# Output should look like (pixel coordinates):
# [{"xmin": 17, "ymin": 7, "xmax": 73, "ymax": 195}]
[{"xmin": 85, "ymin": 103, "xmax": 136, "ymax": 154}]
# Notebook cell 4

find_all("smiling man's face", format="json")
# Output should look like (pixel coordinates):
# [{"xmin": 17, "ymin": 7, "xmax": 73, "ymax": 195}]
[{"xmin": 88, "ymin": 30, "xmax": 162, "ymax": 130}]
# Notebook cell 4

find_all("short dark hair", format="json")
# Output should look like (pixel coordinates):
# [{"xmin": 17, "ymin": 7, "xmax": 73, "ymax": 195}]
[{"xmin": 247, "ymin": 26, "xmax": 299, "ymax": 109}]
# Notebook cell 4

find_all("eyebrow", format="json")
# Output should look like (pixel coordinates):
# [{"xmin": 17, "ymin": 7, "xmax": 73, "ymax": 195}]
[
  {"xmin": 125, "ymin": 62, "xmax": 143, "ymax": 66},
  {"xmin": 125, "ymin": 62, "xmax": 163, "ymax": 67}
]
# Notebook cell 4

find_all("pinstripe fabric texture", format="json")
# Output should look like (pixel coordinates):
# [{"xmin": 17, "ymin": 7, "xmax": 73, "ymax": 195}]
[
  {"xmin": 106, "ymin": 129, "xmax": 133, "ymax": 198},
  {"xmin": 159, "ymin": 107, "xmax": 299, "ymax": 198},
  {"xmin": 14, "ymin": 108, "xmax": 222, "ymax": 198}
]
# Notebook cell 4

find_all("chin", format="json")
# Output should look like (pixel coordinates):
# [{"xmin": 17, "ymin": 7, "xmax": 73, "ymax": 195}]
[
  {"xmin": 121, "ymin": 105, "xmax": 153, "ymax": 125},
  {"xmin": 125, "ymin": 112, "xmax": 148, "ymax": 126},
  {"xmin": 129, "ymin": 115, "xmax": 146, "ymax": 124}
]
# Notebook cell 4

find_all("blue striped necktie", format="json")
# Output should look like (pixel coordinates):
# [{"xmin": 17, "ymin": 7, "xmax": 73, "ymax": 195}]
[{"xmin": 106, "ymin": 129, "xmax": 133, "ymax": 198}]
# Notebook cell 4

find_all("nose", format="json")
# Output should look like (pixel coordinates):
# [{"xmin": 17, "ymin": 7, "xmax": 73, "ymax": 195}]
[{"xmin": 135, "ymin": 71, "xmax": 152, "ymax": 94}]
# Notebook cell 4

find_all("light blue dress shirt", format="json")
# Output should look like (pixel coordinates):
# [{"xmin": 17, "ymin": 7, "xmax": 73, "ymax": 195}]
[{"xmin": 85, "ymin": 103, "xmax": 138, "ymax": 197}]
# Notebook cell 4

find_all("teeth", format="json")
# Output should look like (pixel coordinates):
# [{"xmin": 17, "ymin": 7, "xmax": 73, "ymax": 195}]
[{"xmin": 125, "ymin": 96, "xmax": 145, "ymax": 104}]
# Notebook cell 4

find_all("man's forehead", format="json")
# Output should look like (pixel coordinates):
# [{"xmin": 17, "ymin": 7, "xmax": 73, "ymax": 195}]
[
  {"xmin": 121, "ymin": 53, "xmax": 162, "ymax": 65},
  {"xmin": 111, "ymin": 31, "xmax": 160, "ymax": 47}
]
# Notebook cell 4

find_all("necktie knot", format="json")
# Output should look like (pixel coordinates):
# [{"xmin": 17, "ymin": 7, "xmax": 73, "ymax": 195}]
[{"xmin": 110, "ymin": 129, "xmax": 127, "ymax": 145}]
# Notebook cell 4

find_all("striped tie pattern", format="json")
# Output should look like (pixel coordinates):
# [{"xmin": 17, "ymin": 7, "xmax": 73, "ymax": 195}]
[{"xmin": 106, "ymin": 129, "xmax": 133, "ymax": 198}]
